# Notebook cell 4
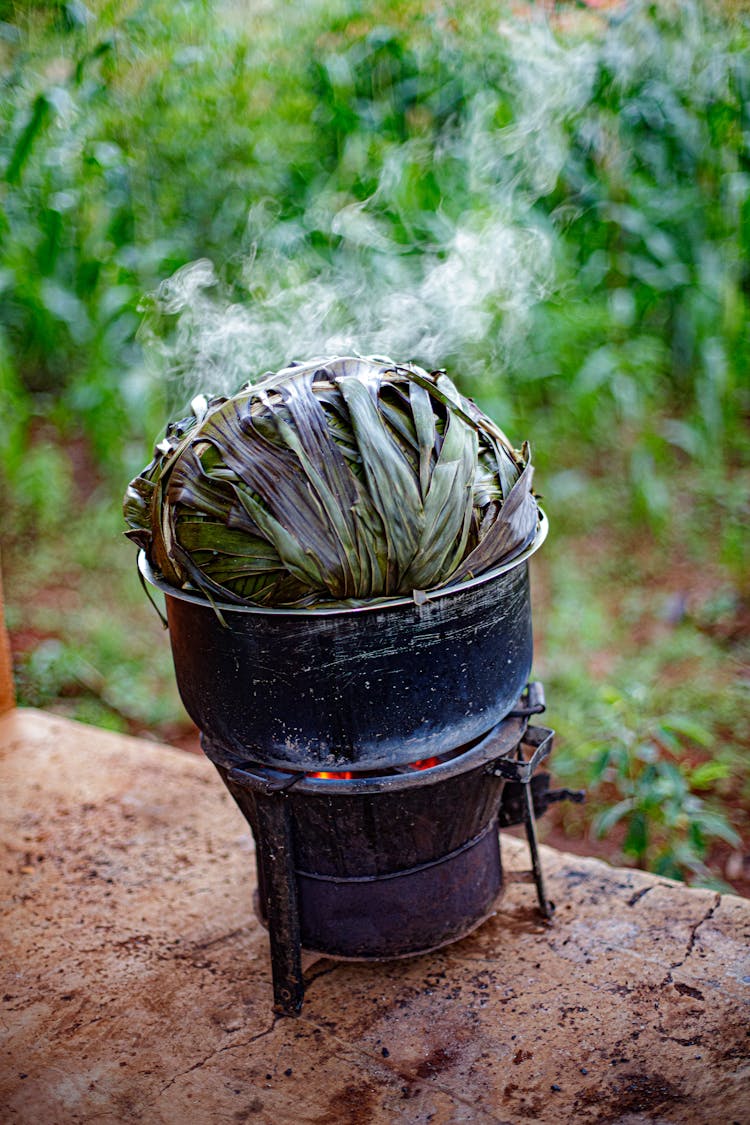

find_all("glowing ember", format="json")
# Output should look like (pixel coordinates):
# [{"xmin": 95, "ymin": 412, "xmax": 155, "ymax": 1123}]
[{"xmin": 308, "ymin": 757, "xmax": 443, "ymax": 780}]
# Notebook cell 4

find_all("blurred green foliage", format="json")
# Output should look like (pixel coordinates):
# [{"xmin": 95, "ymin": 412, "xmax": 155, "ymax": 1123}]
[
  {"xmin": 553, "ymin": 682, "xmax": 742, "ymax": 889},
  {"xmin": 3, "ymin": 0, "xmax": 748, "ymax": 480},
  {"xmin": 1, "ymin": 0, "xmax": 748, "ymax": 886}
]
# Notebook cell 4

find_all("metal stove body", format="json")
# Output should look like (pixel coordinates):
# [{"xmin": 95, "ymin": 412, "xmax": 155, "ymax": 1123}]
[{"xmin": 201, "ymin": 683, "xmax": 582, "ymax": 1015}]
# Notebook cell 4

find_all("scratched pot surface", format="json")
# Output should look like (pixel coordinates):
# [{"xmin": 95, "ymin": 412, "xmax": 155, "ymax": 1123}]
[
  {"xmin": 160, "ymin": 557, "xmax": 534, "ymax": 771},
  {"xmin": 2, "ymin": 708, "xmax": 749, "ymax": 1124}
]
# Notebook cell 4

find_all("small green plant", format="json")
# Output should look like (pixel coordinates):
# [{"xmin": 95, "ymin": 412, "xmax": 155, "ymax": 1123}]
[{"xmin": 575, "ymin": 685, "xmax": 741, "ymax": 887}]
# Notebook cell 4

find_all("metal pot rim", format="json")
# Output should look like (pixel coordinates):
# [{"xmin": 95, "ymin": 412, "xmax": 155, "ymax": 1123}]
[
  {"xmin": 222, "ymin": 712, "xmax": 530, "ymax": 794},
  {"xmin": 138, "ymin": 509, "xmax": 547, "ymax": 618}
]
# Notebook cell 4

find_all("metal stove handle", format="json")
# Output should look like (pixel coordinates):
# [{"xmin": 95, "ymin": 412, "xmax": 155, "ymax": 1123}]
[
  {"xmin": 498, "ymin": 773, "xmax": 586, "ymax": 827},
  {"xmin": 491, "ymin": 723, "xmax": 585, "ymax": 922},
  {"xmin": 508, "ymin": 681, "xmax": 546, "ymax": 718},
  {"xmin": 490, "ymin": 724, "xmax": 553, "ymax": 783}
]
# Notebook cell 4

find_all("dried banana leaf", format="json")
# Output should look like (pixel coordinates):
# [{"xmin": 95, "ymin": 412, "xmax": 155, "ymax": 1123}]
[{"xmin": 124, "ymin": 355, "xmax": 539, "ymax": 608}]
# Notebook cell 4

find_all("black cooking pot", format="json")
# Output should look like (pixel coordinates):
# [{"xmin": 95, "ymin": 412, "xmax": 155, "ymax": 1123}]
[{"xmin": 139, "ymin": 512, "xmax": 547, "ymax": 772}]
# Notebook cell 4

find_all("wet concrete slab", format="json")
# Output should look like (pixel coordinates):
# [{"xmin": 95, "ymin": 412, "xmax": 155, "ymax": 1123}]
[{"xmin": 1, "ymin": 708, "xmax": 748, "ymax": 1124}]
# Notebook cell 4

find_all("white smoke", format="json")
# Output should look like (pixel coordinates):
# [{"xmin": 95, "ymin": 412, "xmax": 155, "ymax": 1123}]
[{"xmin": 139, "ymin": 13, "xmax": 600, "ymax": 406}]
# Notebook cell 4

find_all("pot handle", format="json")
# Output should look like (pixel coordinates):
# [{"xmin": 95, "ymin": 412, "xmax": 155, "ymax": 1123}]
[
  {"xmin": 227, "ymin": 765, "xmax": 305, "ymax": 795},
  {"xmin": 137, "ymin": 563, "xmax": 169, "ymax": 628},
  {"xmin": 509, "ymin": 681, "xmax": 545, "ymax": 718}
]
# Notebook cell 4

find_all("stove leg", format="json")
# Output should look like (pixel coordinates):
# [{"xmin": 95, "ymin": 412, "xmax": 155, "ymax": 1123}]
[
  {"xmin": 522, "ymin": 779, "xmax": 553, "ymax": 920},
  {"xmin": 254, "ymin": 795, "xmax": 305, "ymax": 1016}
]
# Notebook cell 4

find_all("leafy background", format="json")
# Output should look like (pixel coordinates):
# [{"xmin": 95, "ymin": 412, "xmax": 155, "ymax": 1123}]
[{"xmin": 1, "ymin": 0, "xmax": 748, "ymax": 890}]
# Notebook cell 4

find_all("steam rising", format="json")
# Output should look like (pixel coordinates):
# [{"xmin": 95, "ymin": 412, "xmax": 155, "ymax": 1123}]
[{"xmin": 139, "ymin": 17, "xmax": 599, "ymax": 407}]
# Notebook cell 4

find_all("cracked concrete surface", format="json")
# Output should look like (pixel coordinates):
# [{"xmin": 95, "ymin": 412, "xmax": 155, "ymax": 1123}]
[{"xmin": 1, "ymin": 708, "xmax": 749, "ymax": 1124}]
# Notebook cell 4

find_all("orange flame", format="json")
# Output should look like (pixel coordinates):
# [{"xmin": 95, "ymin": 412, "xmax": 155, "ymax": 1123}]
[{"xmin": 309, "ymin": 757, "xmax": 442, "ymax": 780}]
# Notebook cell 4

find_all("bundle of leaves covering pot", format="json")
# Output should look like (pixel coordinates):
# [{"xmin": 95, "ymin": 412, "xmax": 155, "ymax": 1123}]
[{"xmin": 123, "ymin": 355, "xmax": 539, "ymax": 610}]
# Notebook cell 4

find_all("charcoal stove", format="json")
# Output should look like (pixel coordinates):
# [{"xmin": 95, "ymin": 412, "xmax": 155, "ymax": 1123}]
[
  {"xmin": 201, "ymin": 682, "xmax": 583, "ymax": 1016},
  {"xmin": 138, "ymin": 519, "xmax": 582, "ymax": 1015}
]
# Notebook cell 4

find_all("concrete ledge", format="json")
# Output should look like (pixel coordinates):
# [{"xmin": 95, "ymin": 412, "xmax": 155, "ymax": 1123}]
[{"xmin": 1, "ymin": 708, "xmax": 748, "ymax": 1124}]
